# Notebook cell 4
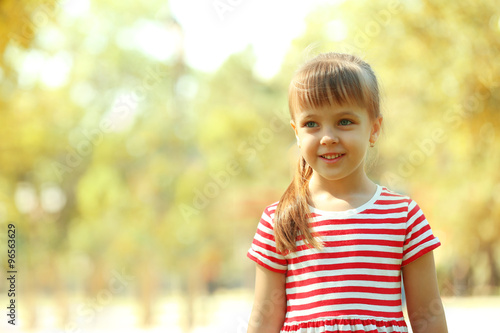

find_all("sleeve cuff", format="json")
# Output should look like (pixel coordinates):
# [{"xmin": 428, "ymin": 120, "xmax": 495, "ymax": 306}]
[
  {"xmin": 402, "ymin": 240, "xmax": 441, "ymax": 266},
  {"xmin": 247, "ymin": 250, "xmax": 287, "ymax": 274}
]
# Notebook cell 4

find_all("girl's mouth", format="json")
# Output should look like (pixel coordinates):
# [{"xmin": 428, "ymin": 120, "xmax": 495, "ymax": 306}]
[{"xmin": 320, "ymin": 153, "xmax": 345, "ymax": 162}]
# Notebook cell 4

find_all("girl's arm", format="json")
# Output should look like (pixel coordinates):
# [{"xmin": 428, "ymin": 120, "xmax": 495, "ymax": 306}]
[
  {"xmin": 247, "ymin": 264, "xmax": 287, "ymax": 333},
  {"xmin": 402, "ymin": 251, "xmax": 448, "ymax": 333}
]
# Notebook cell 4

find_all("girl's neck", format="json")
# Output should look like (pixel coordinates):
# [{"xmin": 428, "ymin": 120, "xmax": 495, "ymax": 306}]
[{"xmin": 308, "ymin": 172, "xmax": 377, "ymax": 211}]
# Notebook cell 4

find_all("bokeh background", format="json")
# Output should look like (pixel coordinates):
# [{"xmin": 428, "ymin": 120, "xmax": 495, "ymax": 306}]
[{"xmin": 0, "ymin": 0, "xmax": 499, "ymax": 332}]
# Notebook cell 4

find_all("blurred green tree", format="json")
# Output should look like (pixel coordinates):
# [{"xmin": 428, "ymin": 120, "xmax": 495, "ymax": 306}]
[{"xmin": 0, "ymin": 0, "xmax": 499, "ymax": 331}]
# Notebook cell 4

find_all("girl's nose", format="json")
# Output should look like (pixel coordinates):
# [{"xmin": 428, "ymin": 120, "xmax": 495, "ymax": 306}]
[{"xmin": 320, "ymin": 131, "xmax": 339, "ymax": 145}]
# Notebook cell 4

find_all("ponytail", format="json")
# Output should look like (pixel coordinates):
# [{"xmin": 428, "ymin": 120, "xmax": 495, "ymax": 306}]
[{"xmin": 274, "ymin": 157, "xmax": 322, "ymax": 254}]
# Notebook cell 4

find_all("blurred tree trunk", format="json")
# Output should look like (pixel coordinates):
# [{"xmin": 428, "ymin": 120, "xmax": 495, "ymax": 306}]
[
  {"xmin": 136, "ymin": 257, "xmax": 159, "ymax": 327},
  {"xmin": 24, "ymin": 264, "xmax": 38, "ymax": 329},
  {"xmin": 486, "ymin": 244, "xmax": 499, "ymax": 289},
  {"xmin": 51, "ymin": 255, "xmax": 70, "ymax": 329},
  {"xmin": 87, "ymin": 257, "xmax": 108, "ymax": 295},
  {"xmin": 181, "ymin": 264, "xmax": 205, "ymax": 333}
]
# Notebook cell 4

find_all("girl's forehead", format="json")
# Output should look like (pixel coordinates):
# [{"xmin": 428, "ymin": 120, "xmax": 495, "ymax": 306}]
[{"xmin": 296, "ymin": 103, "xmax": 368, "ymax": 117}]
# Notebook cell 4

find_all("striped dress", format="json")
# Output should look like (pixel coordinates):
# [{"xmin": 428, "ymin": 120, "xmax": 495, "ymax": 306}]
[{"xmin": 247, "ymin": 185, "xmax": 441, "ymax": 333}]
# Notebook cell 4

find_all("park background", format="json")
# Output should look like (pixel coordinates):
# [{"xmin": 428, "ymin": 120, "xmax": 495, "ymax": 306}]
[{"xmin": 0, "ymin": 0, "xmax": 499, "ymax": 332}]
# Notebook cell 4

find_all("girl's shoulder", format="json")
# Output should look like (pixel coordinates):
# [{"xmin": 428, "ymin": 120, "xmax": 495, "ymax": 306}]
[
  {"xmin": 377, "ymin": 186, "xmax": 428, "ymax": 219},
  {"xmin": 263, "ymin": 201, "xmax": 280, "ymax": 213},
  {"xmin": 259, "ymin": 201, "xmax": 280, "ymax": 221},
  {"xmin": 377, "ymin": 185, "xmax": 412, "ymax": 201}
]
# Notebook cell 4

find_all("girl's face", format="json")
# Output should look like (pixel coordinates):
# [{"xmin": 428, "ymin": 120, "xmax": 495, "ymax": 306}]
[{"xmin": 291, "ymin": 104, "xmax": 382, "ymax": 185}]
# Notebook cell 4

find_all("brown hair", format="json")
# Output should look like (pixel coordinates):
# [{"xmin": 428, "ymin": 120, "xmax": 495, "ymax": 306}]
[{"xmin": 274, "ymin": 52, "xmax": 381, "ymax": 253}]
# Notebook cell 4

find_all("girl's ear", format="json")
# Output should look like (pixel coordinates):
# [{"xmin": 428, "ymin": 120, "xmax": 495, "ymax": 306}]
[{"xmin": 370, "ymin": 115, "xmax": 383, "ymax": 143}]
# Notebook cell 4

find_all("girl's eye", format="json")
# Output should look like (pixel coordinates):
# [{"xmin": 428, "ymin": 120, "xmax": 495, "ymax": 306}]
[
  {"xmin": 305, "ymin": 121, "xmax": 318, "ymax": 128},
  {"xmin": 339, "ymin": 119, "xmax": 353, "ymax": 126}
]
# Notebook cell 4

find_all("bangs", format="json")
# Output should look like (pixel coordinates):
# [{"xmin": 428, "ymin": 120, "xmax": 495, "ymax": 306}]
[{"xmin": 288, "ymin": 55, "xmax": 379, "ymax": 119}]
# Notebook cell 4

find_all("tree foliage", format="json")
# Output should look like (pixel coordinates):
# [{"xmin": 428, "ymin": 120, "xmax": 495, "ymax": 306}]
[{"xmin": 0, "ymin": 0, "xmax": 499, "ymax": 330}]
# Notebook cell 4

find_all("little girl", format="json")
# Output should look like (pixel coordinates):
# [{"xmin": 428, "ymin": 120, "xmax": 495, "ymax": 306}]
[{"xmin": 247, "ymin": 53, "xmax": 448, "ymax": 333}]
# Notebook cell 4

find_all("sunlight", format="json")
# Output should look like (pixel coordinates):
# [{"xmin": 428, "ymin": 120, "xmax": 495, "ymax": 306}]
[
  {"xmin": 326, "ymin": 19, "xmax": 348, "ymax": 42},
  {"xmin": 40, "ymin": 51, "xmax": 73, "ymax": 88},
  {"xmin": 115, "ymin": 19, "xmax": 182, "ymax": 61},
  {"xmin": 169, "ymin": 0, "xmax": 343, "ymax": 78}
]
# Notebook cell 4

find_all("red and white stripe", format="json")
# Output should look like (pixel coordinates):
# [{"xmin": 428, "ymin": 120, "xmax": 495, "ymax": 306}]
[{"xmin": 247, "ymin": 185, "xmax": 441, "ymax": 333}]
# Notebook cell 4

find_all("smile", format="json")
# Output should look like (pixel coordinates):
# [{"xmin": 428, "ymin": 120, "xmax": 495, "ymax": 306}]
[{"xmin": 320, "ymin": 153, "xmax": 344, "ymax": 160}]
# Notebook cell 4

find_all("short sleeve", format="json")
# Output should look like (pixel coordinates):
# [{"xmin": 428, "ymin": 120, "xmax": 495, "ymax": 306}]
[
  {"xmin": 247, "ymin": 204, "xmax": 287, "ymax": 274},
  {"xmin": 402, "ymin": 200, "xmax": 441, "ymax": 266}
]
